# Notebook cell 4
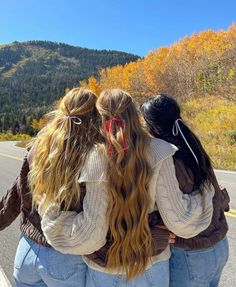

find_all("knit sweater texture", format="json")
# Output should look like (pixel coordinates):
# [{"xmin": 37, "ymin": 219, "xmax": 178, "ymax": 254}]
[{"xmin": 39, "ymin": 138, "xmax": 215, "ymax": 273}]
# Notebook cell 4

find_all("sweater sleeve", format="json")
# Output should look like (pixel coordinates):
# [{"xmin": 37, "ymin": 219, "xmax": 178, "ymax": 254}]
[
  {"xmin": 0, "ymin": 154, "xmax": 30, "ymax": 230},
  {"xmin": 40, "ymin": 181, "xmax": 109, "ymax": 255},
  {"xmin": 155, "ymin": 156, "xmax": 214, "ymax": 239},
  {"xmin": 0, "ymin": 177, "xmax": 21, "ymax": 230}
]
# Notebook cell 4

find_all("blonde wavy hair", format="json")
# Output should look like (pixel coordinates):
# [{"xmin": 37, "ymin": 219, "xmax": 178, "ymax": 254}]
[
  {"xmin": 29, "ymin": 87, "xmax": 101, "ymax": 210},
  {"xmin": 96, "ymin": 89, "xmax": 153, "ymax": 280}
]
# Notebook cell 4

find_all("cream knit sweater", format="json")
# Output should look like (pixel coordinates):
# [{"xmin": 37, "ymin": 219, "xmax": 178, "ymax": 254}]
[{"xmin": 39, "ymin": 138, "xmax": 214, "ymax": 272}]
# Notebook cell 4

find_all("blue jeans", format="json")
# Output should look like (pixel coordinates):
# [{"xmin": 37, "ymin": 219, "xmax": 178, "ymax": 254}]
[
  {"xmin": 13, "ymin": 235, "xmax": 87, "ymax": 287},
  {"xmin": 86, "ymin": 259, "xmax": 169, "ymax": 287},
  {"xmin": 170, "ymin": 237, "xmax": 229, "ymax": 287}
]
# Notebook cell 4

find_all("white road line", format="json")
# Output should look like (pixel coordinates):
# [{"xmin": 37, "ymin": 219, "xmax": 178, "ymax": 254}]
[{"xmin": 0, "ymin": 266, "xmax": 12, "ymax": 287}]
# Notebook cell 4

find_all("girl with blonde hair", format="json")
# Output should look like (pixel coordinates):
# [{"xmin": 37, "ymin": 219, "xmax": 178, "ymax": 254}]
[
  {"xmin": 39, "ymin": 89, "xmax": 215, "ymax": 286},
  {"xmin": 0, "ymin": 88, "xmax": 104, "ymax": 287}
]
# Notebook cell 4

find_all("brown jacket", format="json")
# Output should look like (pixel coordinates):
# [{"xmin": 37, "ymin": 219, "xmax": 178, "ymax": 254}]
[
  {"xmin": 0, "ymin": 148, "xmax": 170, "ymax": 257},
  {"xmin": 0, "ymin": 150, "xmax": 49, "ymax": 246},
  {"xmin": 172, "ymin": 158, "xmax": 229, "ymax": 249},
  {"xmin": 0, "ymin": 150, "xmax": 229, "ymax": 265},
  {"xmin": 86, "ymin": 158, "xmax": 230, "ymax": 266},
  {"xmin": 0, "ymin": 148, "xmax": 83, "ymax": 247}
]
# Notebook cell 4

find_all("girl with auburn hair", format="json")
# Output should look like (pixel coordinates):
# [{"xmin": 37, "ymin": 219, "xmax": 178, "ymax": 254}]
[
  {"xmin": 39, "ymin": 89, "xmax": 215, "ymax": 286},
  {"xmin": 141, "ymin": 94, "xmax": 229, "ymax": 287},
  {"xmin": 0, "ymin": 88, "xmax": 105, "ymax": 287}
]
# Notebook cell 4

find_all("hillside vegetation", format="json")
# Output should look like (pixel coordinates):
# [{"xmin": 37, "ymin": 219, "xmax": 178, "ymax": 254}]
[
  {"xmin": 0, "ymin": 40, "xmax": 139, "ymax": 134},
  {"xmin": 1, "ymin": 26, "xmax": 235, "ymax": 169},
  {"xmin": 85, "ymin": 25, "xmax": 236, "ymax": 101},
  {"xmin": 182, "ymin": 97, "xmax": 236, "ymax": 170},
  {"xmin": 83, "ymin": 25, "xmax": 236, "ymax": 169}
]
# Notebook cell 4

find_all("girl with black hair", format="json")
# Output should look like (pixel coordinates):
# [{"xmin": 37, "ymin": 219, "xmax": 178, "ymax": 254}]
[{"xmin": 141, "ymin": 94, "xmax": 229, "ymax": 287}]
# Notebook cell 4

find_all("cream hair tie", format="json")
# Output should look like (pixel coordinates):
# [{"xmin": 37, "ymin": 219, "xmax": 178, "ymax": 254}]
[
  {"xmin": 172, "ymin": 119, "xmax": 199, "ymax": 166},
  {"xmin": 64, "ymin": 115, "xmax": 82, "ymax": 160}
]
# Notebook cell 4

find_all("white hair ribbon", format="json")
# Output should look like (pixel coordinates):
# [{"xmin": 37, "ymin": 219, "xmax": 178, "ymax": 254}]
[
  {"xmin": 172, "ymin": 119, "xmax": 199, "ymax": 166},
  {"xmin": 64, "ymin": 116, "xmax": 82, "ymax": 160}
]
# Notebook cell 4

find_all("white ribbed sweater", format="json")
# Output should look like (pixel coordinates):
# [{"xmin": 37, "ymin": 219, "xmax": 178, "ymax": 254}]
[{"xmin": 39, "ymin": 138, "xmax": 214, "ymax": 272}]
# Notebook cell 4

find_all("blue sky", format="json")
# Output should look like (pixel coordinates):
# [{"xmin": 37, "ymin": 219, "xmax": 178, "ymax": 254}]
[{"xmin": 0, "ymin": 0, "xmax": 235, "ymax": 56}]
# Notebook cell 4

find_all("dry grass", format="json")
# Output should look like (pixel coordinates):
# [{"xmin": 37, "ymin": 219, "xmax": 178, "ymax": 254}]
[
  {"xmin": 15, "ymin": 140, "xmax": 31, "ymax": 148},
  {"xmin": 182, "ymin": 96, "xmax": 236, "ymax": 170},
  {"xmin": 0, "ymin": 132, "xmax": 32, "ymax": 142}
]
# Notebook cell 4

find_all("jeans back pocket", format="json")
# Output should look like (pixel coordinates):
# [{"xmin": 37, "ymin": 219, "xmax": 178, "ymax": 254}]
[
  {"xmin": 87, "ymin": 268, "xmax": 120, "ymax": 287},
  {"xmin": 14, "ymin": 235, "xmax": 35, "ymax": 270},
  {"xmin": 185, "ymin": 247, "xmax": 216, "ymax": 284},
  {"xmin": 46, "ymin": 249, "xmax": 86, "ymax": 281}
]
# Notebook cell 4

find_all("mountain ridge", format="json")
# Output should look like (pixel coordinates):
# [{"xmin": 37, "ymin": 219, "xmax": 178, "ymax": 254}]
[{"xmin": 0, "ymin": 40, "xmax": 140, "ymax": 134}]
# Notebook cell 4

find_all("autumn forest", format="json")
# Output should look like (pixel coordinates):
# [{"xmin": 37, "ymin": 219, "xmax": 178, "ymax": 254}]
[{"xmin": 0, "ymin": 25, "xmax": 236, "ymax": 169}]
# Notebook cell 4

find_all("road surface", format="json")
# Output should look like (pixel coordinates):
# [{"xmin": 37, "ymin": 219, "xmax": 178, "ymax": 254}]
[{"xmin": 0, "ymin": 141, "xmax": 235, "ymax": 286}]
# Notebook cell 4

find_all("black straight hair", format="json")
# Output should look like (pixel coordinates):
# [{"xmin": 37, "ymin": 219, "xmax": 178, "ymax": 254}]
[{"xmin": 140, "ymin": 94, "xmax": 215, "ymax": 190}]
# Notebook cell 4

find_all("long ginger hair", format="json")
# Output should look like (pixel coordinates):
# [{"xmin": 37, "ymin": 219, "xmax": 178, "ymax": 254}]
[
  {"xmin": 29, "ymin": 88, "xmax": 101, "ymax": 210},
  {"xmin": 96, "ymin": 89, "xmax": 153, "ymax": 280}
]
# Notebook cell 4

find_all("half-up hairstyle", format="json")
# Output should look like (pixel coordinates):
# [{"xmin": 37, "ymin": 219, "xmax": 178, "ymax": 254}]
[
  {"xmin": 96, "ymin": 89, "xmax": 153, "ymax": 281},
  {"xmin": 140, "ymin": 94, "xmax": 215, "ymax": 190},
  {"xmin": 29, "ymin": 88, "xmax": 101, "ymax": 210}
]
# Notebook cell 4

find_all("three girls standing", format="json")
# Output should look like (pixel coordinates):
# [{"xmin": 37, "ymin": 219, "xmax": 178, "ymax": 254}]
[{"xmin": 0, "ymin": 88, "xmax": 229, "ymax": 286}]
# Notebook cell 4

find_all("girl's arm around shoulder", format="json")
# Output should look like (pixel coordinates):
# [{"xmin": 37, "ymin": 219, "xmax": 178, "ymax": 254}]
[
  {"xmin": 39, "ymin": 181, "xmax": 109, "ymax": 255},
  {"xmin": 155, "ymin": 156, "xmax": 214, "ymax": 239}
]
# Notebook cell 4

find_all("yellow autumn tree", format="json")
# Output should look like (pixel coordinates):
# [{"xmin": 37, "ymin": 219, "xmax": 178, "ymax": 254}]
[
  {"xmin": 97, "ymin": 24, "xmax": 236, "ymax": 102},
  {"xmin": 87, "ymin": 76, "xmax": 101, "ymax": 95}
]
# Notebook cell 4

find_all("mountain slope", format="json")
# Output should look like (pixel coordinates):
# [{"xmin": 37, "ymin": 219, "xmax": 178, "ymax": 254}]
[{"xmin": 0, "ymin": 40, "xmax": 139, "ymax": 133}]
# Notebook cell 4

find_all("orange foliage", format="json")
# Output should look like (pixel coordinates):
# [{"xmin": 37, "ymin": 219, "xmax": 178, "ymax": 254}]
[
  {"xmin": 87, "ymin": 76, "xmax": 101, "ymax": 95},
  {"xmin": 34, "ymin": 25, "xmax": 236, "ymax": 133},
  {"xmin": 95, "ymin": 24, "xmax": 236, "ymax": 102},
  {"xmin": 31, "ymin": 115, "xmax": 52, "ymax": 132}
]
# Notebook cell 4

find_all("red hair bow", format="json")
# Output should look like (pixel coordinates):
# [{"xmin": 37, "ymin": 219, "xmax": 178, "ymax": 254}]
[{"xmin": 103, "ymin": 117, "xmax": 127, "ymax": 156}]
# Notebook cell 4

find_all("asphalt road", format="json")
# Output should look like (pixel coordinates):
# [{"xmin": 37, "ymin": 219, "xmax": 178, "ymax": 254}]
[{"xmin": 0, "ymin": 141, "xmax": 235, "ymax": 286}]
